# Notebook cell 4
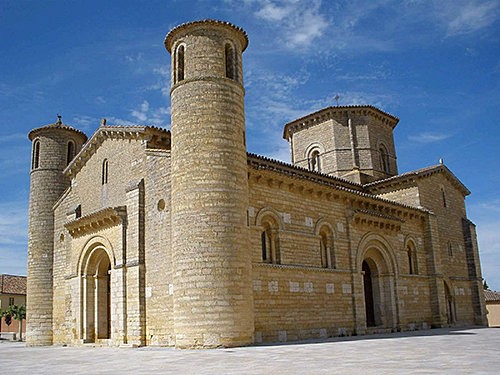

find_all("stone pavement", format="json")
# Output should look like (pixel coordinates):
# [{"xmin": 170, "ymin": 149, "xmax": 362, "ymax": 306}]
[{"xmin": 1, "ymin": 328, "xmax": 499, "ymax": 374}]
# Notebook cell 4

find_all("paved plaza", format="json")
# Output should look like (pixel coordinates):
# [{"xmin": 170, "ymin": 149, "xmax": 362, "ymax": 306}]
[{"xmin": 1, "ymin": 328, "xmax": 499, "ymax": 374}]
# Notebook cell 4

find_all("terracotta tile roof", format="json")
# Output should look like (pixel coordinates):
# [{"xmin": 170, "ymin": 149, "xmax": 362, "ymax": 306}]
[
  {"xmin": 283, "ymin": 105, "xmax": 399, "ymax": 140},
  {"xmin": 28, "ymin": 118, "xmax": 88, "ymax": 142},
  {"xmin": 165, "ymin": 19, "xmax": 249, "ymax": 52},
  {"xmin": 484, "ymin": 290, "xmax": 500, "ymax": 302},
  {"xmin": 0, "ymin": 274, "xmax": 27, "ymax": 295}
]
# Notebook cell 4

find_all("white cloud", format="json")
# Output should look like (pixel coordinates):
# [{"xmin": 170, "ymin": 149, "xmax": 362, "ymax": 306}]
[
  {"xmin": 145, "ymin": 66, "xmax": 171, "ymax": 97},
  {"xmin": 267, "ymin": 141, "xmax": 292, "ymax": 163},
  {"xmin": 131, "ymin": 100, "xmax": 150, "ymax": 122},
  {"xmin": 437, "ymin": 0, "xmax": 499, "ymax": 37},
  {"xmin": 255, "ymin": 2, "xmax": 294, "ymax": 21},
  {"xmin": 95, "ymin": 96, "xmax": 106, "ymax": 104},
  {"xmin": 253, "ymin": 0, "xmax": 330, "ymax": 49},
  {"xmin": 72, "ymin": 115, "xmax": 99, "ymax": 130},
  {"xmin": 408, "ymin": 132, "xmax": 452, "ymax": 143},
  {"xmin": 114, "ymin": 100, "xmax": 171, "ymax": 128}
]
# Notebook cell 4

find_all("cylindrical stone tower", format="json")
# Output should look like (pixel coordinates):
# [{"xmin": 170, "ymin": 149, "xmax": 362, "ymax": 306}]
[
  {"xmin": 27, "ymin": 117, "xmax": 87, "ymax": 346},
  {"xmin": 165, "ymin": 20, "xmax": 254, "ymax": 348}
]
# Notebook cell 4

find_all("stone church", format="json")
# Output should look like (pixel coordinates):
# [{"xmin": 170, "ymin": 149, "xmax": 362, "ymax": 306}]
[{"xmin": 26, "ymin": 20, "xmax": 486, "ymax": 348}]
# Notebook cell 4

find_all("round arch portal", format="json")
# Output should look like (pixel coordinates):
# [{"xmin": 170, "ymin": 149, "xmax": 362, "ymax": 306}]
[
  {"xmin": 80, "ymin": 245, "xmax": 112, "ymax": 343},
  {"xmin": 357, "ymin": 234, "xmax": 398, "ymax": 330}
]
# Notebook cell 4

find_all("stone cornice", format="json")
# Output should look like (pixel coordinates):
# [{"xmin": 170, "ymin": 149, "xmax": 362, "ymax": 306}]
[
  {"xmin": 283, "ymin": 105, "xmax": 399, "ymax": 140},
  {"xmin": 247, "ymin": 153, "xmax": 429, "ymax": 222},
  {"xmin": 65, "ymin": 206, "xmax": 127, "ymax": 238},
  {"xmin": 351, "ymin": 209, "xmax": 404, "ymax": 233},
  {"xmin": 248, "ymin": 152, "xmax": 362, "ymax": 190},
  {"xmin": 64, "ymin": 125, "xmax": 170, "ymax": 179},
  {"xmin": 253, "ymin": 262, "xmax": 350, "ymax": 273}
]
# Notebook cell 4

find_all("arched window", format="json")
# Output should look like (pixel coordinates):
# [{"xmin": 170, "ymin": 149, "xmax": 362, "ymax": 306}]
[
  {"xmin": 308, "ymin": 149, "xmax": 321, "ymax": 172},
  {"xmin": 260, "ymin": 217, "xmax": 280, "ymax": 264},
  {"xmin": 67, "ymin": 140, "xmax": 76, "ymax": 166},
  {"xmin": 379, "ymin": 144, "xmax": 389, "ymax": 173},
  {"xmin": 175, "ymin": 44, "xmax": 185, "ymax": 83},
  {"xmin": 448, "ymin": 241, "xmax": 453, "ymax": 257},
  {"xmin": 32, "ymin": 140, "xmax": 41, "ymax": 169},
  {"xmin": 406, "ymin": 242, "xmax": 418, "ymax": 275},
  {"xmin": 319, "ymin": 226, "xmax": 334, "ymax": 269},
  {"xmin": 102, "ymin": 159, "xmax": 109, "ymax": 185},
  {"xmin": 225, "ymin": 43, "xmax": 237, "ymax": 80}
]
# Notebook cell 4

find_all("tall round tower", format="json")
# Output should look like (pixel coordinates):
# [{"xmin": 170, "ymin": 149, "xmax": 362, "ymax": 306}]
[
  {"xmin": 27, "ymin": 116, "xmax": 87, "ymax": 346},
  {"xmin": 165, "ymin": 20, "xmax": 254, "ymax": 348}
]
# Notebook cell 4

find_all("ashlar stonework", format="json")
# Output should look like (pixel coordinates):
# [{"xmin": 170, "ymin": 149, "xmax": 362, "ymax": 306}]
[{"xmin": 26, "ymin": 20, "xmax": 486, "ymax": 348}]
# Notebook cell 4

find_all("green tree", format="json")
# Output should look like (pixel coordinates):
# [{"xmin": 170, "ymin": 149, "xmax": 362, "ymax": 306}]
[{"xmin": 3, "ymin": 304, "xmax": 26, "ymax": 341}]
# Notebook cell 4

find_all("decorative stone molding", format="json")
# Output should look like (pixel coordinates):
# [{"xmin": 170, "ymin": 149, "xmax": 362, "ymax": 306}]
[
  {"xmin": 351, "ymin": 209, "xmax": 404, "ymax": 233},
  {"xmin": 65, "ymin": 206, "xmax": 127, "ymax": 238}
]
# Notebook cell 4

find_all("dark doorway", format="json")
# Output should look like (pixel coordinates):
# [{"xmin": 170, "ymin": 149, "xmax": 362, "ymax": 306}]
[{"xmin": 363, "ymin": 260, "xmax": 376, "ymax": 327}]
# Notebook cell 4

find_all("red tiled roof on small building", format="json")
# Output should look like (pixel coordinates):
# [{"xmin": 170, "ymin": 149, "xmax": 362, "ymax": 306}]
[
  {"xmin": 484, "ymin": 290, "xmax": 500, "ymax": 302},
  {"xmin": 0, "ymin": 274, "xmax": 27, "ymax": 295}
]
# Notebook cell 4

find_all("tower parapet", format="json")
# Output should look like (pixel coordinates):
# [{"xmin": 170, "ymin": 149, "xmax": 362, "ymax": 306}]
[
  {"xmin": 165, "ymin": 20, "xmax": 254, "ymax": 348},
  {"xmin": 27, "ymin": 116, "xmax": 86, "ymax": 346}
]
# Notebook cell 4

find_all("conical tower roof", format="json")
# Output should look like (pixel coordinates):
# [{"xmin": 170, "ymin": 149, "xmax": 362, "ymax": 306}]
[{"xmin": 28, "ymin": 115, "xmax": 87, "ymax": 142}]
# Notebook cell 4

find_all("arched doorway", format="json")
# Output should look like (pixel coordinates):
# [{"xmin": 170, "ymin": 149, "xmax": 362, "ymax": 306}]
[
  {"xmin": 360, "ymin": 248, "xmax": 396, "ymax": 330},
  {"xmin": 357, "ymin": 234, "xmax": 398, "ymax": 331},
  {"xmin": 363, "ymin": 260, "xmax": 376, "ymax": 327},
  {"xmin": 82, "ymin": 246, "xmax": 111, "ymax": 343}
]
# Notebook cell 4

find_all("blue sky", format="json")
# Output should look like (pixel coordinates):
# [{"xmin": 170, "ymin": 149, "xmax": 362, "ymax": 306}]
[{"xmin": 1, "ymin": 0, "xmax": 499, "ymax": 289}]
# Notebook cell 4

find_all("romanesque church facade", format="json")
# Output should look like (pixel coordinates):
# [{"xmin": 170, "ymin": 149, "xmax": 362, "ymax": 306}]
[{"xmin": 26, "ymin": 20, "xmax": 486, "ymax": 348}]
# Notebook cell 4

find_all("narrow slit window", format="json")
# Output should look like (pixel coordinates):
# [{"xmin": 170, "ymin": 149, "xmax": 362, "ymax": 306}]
[
  {"xmin": 261, "ymin": 231, "xmax": 267, "ymax": 261},
  {"xmin": 67, "ymin": 140, "xmax": 75, "ymax": 166},
  {"xmin": 408, "ymin": 247, "xmax": 414, "ymax": 274},
  {"xmin": 176, "ymin": 45, "xmax": 185, "ymax": 82},
  {"xmin": 320, "ymin": 234, "xmax": 328, "ymax": 268},
  {"xmin": 379, "ymin": 144, "xmax": 389, "ymax": 173},
  {"xmin": 32, "ymin": 140, "xmax": 40, "ymax": 169},
  {"xmin": 441, "ymin": 188, "xmax": 447, "ymax": 208},
  {"xmin": 225, "ymin": 43, "xmax": 237, "ymax": 80},
  {"xmin": 102, "ymin": 159, "xmax": 109, "ymax": 185}
]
